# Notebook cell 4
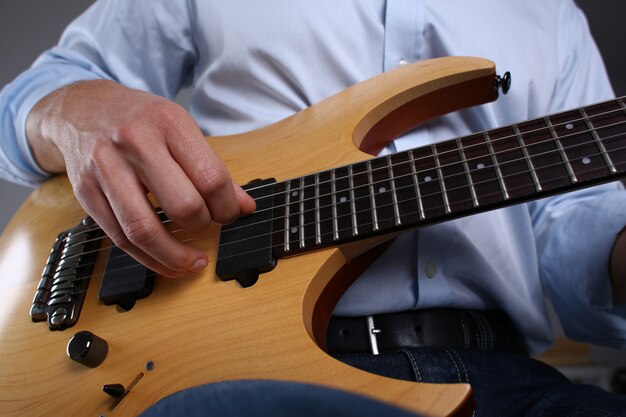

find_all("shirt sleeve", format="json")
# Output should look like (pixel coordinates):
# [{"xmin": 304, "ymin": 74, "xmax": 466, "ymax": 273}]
[
  {"xmin": 0, "ymin": 0, "xmax": 197, "ymax": 186},
  {"xmin": 529, "ymin": 0, "xmax": 626, "ymax": 348}
]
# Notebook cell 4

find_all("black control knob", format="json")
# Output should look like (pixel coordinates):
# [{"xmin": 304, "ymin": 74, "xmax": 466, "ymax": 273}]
[{"xmin": 67, "ymin": 330, "xmax": 108, "ymax": 368}]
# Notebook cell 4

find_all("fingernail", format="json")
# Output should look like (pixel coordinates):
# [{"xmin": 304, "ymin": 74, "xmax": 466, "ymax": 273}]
[{"xmin": 192, "ymin": 258, "xmax": 207, "ymax": 271}]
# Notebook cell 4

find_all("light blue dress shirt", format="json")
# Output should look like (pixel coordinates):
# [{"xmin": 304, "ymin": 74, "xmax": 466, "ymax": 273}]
[{"xmin": 1, "ymin": 0, "xmax": 626, "ymax": 353}]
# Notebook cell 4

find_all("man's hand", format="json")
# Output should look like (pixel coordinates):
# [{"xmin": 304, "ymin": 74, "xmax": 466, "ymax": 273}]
[{"xmin": 26, "ymin": 80, "xmax": 256, "ymax": 277}]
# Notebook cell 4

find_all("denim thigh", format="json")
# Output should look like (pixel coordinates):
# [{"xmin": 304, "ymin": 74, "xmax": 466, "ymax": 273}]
[{"xmin": 334, "ymin": 348, "xmax": 626, "ymax": 417}]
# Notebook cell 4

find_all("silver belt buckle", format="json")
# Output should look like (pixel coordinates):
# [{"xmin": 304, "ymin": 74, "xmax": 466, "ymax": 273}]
[{"xmin": 366, "ymin": 315, "xmax": 382, "ymax": 355}]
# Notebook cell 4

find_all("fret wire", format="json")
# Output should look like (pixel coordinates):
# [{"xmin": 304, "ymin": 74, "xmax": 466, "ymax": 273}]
[
  {"xmin": 367, "ymin": 160, "xmax": 380, "ymax": 231},
  {"xmin": 213, "ymin": 134, "xmax": 626, "ymax": 258},
  {"xmin": 76, "ymin": 140, "xmax": 626, "ymax": 267},
  {"xmin": 544, "ymin": 117, "xmax": 578, "ymax": 183},
  {"xmin": 61, "ymin": 113, "xmax": 626, "ymax": 268},
  {"xmin": 73, "ymin": 106, "xmax": 626, "ymax": 245},
  {"xmin": 235, "ymin": 109, "xmax": 624, "ymax": 218},
  {"xmin": 331, "ymin": 169, "xmax": 339, "ymax": 241},
  {"xmin": 484, "ymin": 132, "xmax": 509, "ymax": 200},
  {"xmin": 73, "ymin": 146, "xmax": 626, "ymax": 271},
  {"xmin": 214, "ymin": 113, "xmax": 626, "ymax": 243},
  {"xmin": 281, "ymin": 140, "xmax": 624, "ymax": 243},
  {"xmin": 348, "ymin": 166, "xmax": 359, "ymax": 236},
  {"xmin": 457, "ymin": 138, "xmax": 479, "ymax": 207},
  {"xmin": 284, "ymin": 181, "xmax": 291, "ymax": 253},
  {"xmin": 225, "ymin": 125, "xmax": 626, "ymax": 244},
  {"xmin": 432, "ymin": 145, "xmax": 452, "ymax": 214},
  {"xmin": 409, "ymin": 150, "xmax": 426, "ymax": 220},
  {"xmin": 225, "ymin": 103, "xmax": 626, "ymax": 206},
  {"xmin": 236, "ymin": 125, "xmax": 621, "ymax": 246},
  {"xmin": 579, "ymin": 108, "xmax": 617, "ymax": 174},
  {"xmin": 513, "ymin": 124, "xmax": 542, "ymax": 192},
  {"xmin": 298, "ymin": 177, "xmax": 305, "ymax": 249},
  {"xmin": 618, "ymin": 98, "xmax": 626, "ymax": 115},
  {"xmin": 314, "ymin": 173, "xmax": 321, "ymax": 245},
  {"xmin": 618, "ymin": 100, "xmax": 626, "ymax": 172},
  {"xmin": 387, "ymin": 156, "xmax": 402, "ymax": 226},
  {"xmin": 217, "ymin": 155, "xmax": 626, "ymax": 262}
]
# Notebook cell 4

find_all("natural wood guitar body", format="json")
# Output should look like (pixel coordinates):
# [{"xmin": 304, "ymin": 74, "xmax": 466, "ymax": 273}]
[{"xmin": 0, "ymin": 57, "xmax": 499, "ymax": 417}]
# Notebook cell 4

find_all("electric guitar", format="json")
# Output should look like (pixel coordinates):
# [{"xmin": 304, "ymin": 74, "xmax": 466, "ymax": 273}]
[{"xmin": 1, "ymin": 56, "xmax": 625, "ymax": 417}]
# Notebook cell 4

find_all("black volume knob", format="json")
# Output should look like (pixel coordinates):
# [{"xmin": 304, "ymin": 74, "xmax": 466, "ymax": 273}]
[{"xmin": 67, "ymin": 330, "xmax": 108, "ymax": 368}]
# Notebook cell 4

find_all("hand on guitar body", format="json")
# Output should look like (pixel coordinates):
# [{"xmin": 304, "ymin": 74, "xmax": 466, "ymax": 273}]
[{"xmin": 25, "ymin": 79, "xmax": 256, "ymax": 277}]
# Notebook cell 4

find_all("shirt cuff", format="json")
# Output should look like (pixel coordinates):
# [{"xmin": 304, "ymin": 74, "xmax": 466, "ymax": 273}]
[{"xmin": 1, "ymin": 46, "xmax": 114, "ymax": 185}]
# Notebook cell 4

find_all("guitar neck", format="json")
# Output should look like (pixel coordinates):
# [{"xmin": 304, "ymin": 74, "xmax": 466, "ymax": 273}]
[{"xmin": 271, "ymin": 96, "xmax": 626, "ymax": 257}]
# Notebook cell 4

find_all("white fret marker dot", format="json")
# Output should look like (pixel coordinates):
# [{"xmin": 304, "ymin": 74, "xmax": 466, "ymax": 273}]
[
  {"xmin": 290, "ymin": 227, "xmax": 298, "ymax": 234},
  {"xmin": 339, "ymin": 196, "xmax": 348, "ymax": 203},
  {"xmin": 476, "ymin": 163, "xmax": 486, "ymax": 170},
  {"xmin": 378, "ymin": 186, "xmax": 387, "ymax": 193},
  {"xmin": 424, "ymin": 176, "xmax": 432, "ymax": 182},
  {"xmin": 291, "ymin": 191, "xmax": 299, "ymax": 197},
  {"xmin": 566, "ymin": 123, "xmax": 574, "ymax": 130},
  {"xmin": 582, "ymin": 157, "xmax": 591, "ymax": 165}
]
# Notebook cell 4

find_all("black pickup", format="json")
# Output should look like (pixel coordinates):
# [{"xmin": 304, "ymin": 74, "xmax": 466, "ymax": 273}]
[{"xmin": 216, "ymin": 178, "xmax": 277, "ymax": 287}]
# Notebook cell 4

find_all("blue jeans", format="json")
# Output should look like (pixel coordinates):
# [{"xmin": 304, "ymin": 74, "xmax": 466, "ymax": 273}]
[
  {"xmin": 142, "ymin": 348, "xmax": 626, "ymax": 417},
  {"xmin": 336, "ymin": 348, "xmax": 626, "ymax": 417},
  {"xmin": 140, "ymin": 379, "xmax": 421, "ymax": 417}
]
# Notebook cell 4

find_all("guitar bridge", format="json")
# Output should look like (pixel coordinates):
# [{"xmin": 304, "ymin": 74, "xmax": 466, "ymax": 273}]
[{"xmin": 30, "ymin": 217, "xmax": 103, "ymax": 330}]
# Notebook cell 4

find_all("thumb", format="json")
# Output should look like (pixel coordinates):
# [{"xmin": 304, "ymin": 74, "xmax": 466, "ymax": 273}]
[{"xmin": 233, "ymin": 181, "xmax": 257, "ymax": 215}]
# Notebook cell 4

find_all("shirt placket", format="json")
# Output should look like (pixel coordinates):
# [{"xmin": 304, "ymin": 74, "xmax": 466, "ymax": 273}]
[
  {"xmin": 384, "ymin": 0, "xmax": 446, "ymax": 293},
  {"xmin": 383, "ymin": 0, "xmax": 424, "ymax": 72}
]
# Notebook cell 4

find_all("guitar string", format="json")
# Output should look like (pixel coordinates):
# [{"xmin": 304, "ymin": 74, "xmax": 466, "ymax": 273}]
[
  {"xmin": 54, "ymin": 123, "xmax": 615, "ymax": 264},
  {"xmin": 48, "ymin": 103, "xmax": 626, "ymax": 278},
  {"xmin": 194, "ymin": 157, "xmax": 626, "ymax": 261},
  {"xmin": 52, "ymin": 139, "xmax": 626, "ymax": 282},
  {"xmin": 214, "ymin": 111, "xmax": 626, "ymax": 234},
  {"xmin": 50, "ymin": 155, "xmax": 626, "ymax": 297},
  {"xmin": 40, "ymin": 99, "xmax": 626, "ymax": 299},
  {"xmin": 60, "ymin": 126, "xmax": 626, "ymax": 262},
  {"xmin": 215, "ymin": 134, "xmax": 623, "ymax": 250},
  {"xmin": 62, "ymin": 118, "xmax": 626, "ymax": 258},
  {"xmin": 67, "ymin": 103, "xmax": 626, "ymax": 239},
  {"xmin": 220, "ymin": 103, "xmax": 626, "ymax": 196},
  {"xmin": 62, "ymin": 112, "xmax": 626, "ymax": 267}
]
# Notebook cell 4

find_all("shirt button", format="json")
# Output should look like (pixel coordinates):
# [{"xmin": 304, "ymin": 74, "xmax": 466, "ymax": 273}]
[
  {"xmin": 397, "ymin": 58, "xmax": 408, "ymax": 67},
  {"xmin": 424, "ymin": 260, "xmax": 438, "ymax": 278}
]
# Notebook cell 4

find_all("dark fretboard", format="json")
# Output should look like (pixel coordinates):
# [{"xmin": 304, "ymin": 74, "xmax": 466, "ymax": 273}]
[{"xmin": 268, "ymin": 96, "xmax": 626, "ymax": 258}]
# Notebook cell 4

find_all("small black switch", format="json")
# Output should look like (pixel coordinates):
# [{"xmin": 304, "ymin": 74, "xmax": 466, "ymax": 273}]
[{"xmin": 102, "ymin": 383, "xmax": 126, "ymax": 399}]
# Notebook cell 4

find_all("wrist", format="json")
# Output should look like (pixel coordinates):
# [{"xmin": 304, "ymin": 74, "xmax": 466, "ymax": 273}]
[{"xmin": 25, "ymin": 83, "xmax": 72, "ymax": 174}]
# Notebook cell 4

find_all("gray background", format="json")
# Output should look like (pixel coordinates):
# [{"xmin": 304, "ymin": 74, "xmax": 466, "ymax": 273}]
[{"xmin": 1, "ymin": 0, "xmax": 626, "ymax": 231}]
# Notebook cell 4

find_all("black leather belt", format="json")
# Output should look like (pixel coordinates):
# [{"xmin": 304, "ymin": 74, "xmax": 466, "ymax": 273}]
[{"xmin": 326, "ymin": 309, "xmax": 527, "ymax": 355}]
